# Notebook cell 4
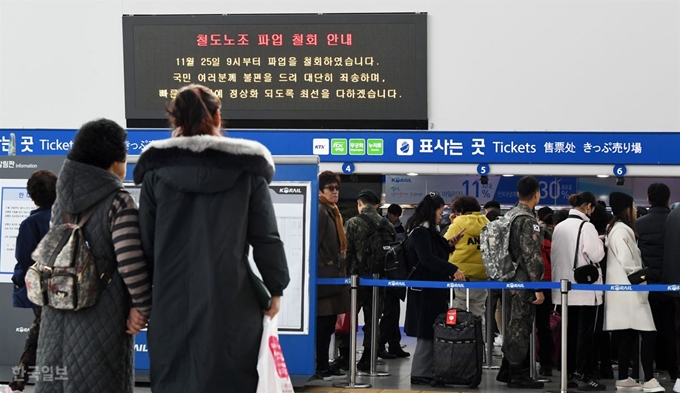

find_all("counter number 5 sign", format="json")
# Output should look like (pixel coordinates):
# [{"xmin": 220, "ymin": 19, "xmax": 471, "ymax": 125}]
[{"xmin": 477, "ymin": 163, "xmax": 490, "ymax": 176}]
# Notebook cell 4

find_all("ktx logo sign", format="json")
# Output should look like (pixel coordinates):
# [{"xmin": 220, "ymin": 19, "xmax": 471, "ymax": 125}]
[
  {"xmin": 312, "ymin": 138, "xmax": 329, "ymax": 155},
  {"xmin": 396, "ymin": 139, "xmax": 413, "ymax": 156}
]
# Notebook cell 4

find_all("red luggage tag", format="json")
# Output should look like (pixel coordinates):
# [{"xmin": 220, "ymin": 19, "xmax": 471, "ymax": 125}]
[{"xmin": 446, "ymin": 309, "xmax": 457, "ymax": 325}]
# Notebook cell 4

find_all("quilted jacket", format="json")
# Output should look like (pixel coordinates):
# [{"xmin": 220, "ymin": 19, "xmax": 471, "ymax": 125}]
[{"xmin": 35, "ymin": 159, "xmax": 134, "ymax": 393}]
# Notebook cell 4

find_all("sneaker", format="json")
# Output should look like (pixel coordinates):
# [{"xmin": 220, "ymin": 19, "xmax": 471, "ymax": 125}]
[
  {"xmin": 642, "ymin": 378, "xmax": 665, "ymax": 393},
  {"xmin": 377, "ymin": 348, "xmax": 397, "ymax": 359},
  {"xmin": 330, "ymin": 355, "xmax": 349, "ymax": 371},
  {"xmin": 314, "ymin": 369, "xmax": 333, "ymax": 381},
  {"xmin": 327, "ymin": 365, "xmax": 346, "ymax": 378},
  {"xmin": 0, "ymin": 385, "xmax": 21, "ymax": 393},
  {"xmin": 357, "ymin": 358, "xmax": 370, "ymax": 373},
  {"xmin": 494, "ymin": 334, "xmax": 503, "ymax": 347},
  {"xmin": 616, "ymin": 377, "xmax": 643, "ymax": 390},
  {"xmin": 539, "ymin": 365, "xmax": 553, "ymax": 377},
  {"xmin": 673, "ymin": 378, "xmax": 680, "ymax": 393},
  {"xmin": 578, "ymin": 378, "xmax": 607, "ymax": 391},
  {"xmin": 388, "ymin": 346, "xmax": 411, "ymax": 358},
  {"xmin": 508, "ymin": 375, "xmax": 544, "ymax": 389}
]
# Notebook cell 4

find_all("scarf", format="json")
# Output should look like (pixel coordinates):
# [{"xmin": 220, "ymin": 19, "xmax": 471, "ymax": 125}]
[{"xmin": 319, "ymin": 195, "xmax": 347, "ymax": 255}]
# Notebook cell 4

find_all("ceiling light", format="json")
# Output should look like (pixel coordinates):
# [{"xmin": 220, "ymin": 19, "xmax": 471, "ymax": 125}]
[
  {"xmin": 597, "ymin": 175, "xmax": 609, "ymax": 178},
  {"xmin": 406, "ymin": 172, "xmax": 418, "ymax": 176},
  {"xmin": 502, "ymin": 174, "xmax": 514, "ymax": 177}
]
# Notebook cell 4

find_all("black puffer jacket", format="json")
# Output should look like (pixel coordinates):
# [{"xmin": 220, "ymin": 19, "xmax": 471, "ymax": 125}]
[
  {"xmin": 134, "ymin": 135, "xmax": 290, "ymax": 393},
  {"xmin": 636, "ymin": 206, "xmax": 670, "ymax": 283}
]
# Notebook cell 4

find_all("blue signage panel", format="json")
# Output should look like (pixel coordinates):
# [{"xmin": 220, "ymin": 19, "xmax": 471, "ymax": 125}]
[
  {"xmin": 0, "ymin": 129, "xmax": 676, "ymax": 165},
  {"xmin": 493, "ymin": 176, "xmax": 578, "ymax": 205}
]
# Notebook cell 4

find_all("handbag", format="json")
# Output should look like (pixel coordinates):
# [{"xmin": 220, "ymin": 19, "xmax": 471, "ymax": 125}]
[
  {"xmin": 628, "ymin": 267, "xmax": 651, "ymax": 285},
  {"xmin": 571, "ymin": 218, "xmax": 600, "ymax": 284},
  {"xmin": 246, "ymin": 260, "xmax": 272, "ymax": 311}
]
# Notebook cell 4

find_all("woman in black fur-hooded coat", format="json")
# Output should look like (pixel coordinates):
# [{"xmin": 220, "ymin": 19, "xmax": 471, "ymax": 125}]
[{"xmin": 134, "ymin": 84, "xmax": 290, "ymax": 393}]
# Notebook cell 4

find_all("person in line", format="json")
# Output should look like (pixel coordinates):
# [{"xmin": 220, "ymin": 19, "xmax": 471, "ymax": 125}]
[
  {"xmin": 387, "ymin": 203, "xmax": 406, "ymax": 241},
  {"xmin": 499, "ymin": 176, "xmax": 545, "ymax": 389},
  {"xmin": 551, "ymin": 192, "xmax": 606, "ymax": 391},
  {"xmin": 34, "ymin": 119, "xmax": 152, "ymax": 393},
  {"xmin": 484, "ymin": 200, "xmax": 502, "ymax": 216},
  {"xmin": 535, "ymin": 206, "xmax": 556, "ymax": 377},
  {"xmin": 589, "ymin": 203, "xmax": 614, "ymax": 380},
  {"xmin": 405, "ymin": 193, "xmax": 465, "ymax": 385},
  {"xmin": 605, "ymin": 192, "xmax": 663, "ymax": 392},
  {"xmin": 664, "ymin": 196, "xmax": 680, "ymax": 393},
  {"xmin": 444, "ymin": 196, "xmax": 489, "ymax": 319},
  {"xmin": 0, "ymin": 170, "xmax": 57, "ymax": 393},
  {"xmin": 379, "ymin": 203, "xmax": 410, "ymax": 358},
  {"xmin": 315, "ymin": 171, "xmax": 350, "ymax": 379},
  {"xmin": 637, "ymin": 183, "xmax": 676, "ymax": 381},
  {"xmin": 344, "ymin": 189, "xmax": 396, "ymax": 369},
  {"xmin": 134, "ymin": 84, "xmax": 289, "ymax": 393}
]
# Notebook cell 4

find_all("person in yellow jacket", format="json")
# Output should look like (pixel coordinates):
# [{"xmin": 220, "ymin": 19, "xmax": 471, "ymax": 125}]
[{"xmin": 444, "ymin": 196, "xmax": 489, "ymax": 318}]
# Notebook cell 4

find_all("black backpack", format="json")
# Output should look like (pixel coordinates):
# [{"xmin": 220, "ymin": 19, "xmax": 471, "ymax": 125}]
[
  {"xmin": 358, "ymin": 215, "xmax": 396, "ymax": 275},
  {"xmin": 384, "ymin": 238, "xmax": 410, "ymax": 280}
]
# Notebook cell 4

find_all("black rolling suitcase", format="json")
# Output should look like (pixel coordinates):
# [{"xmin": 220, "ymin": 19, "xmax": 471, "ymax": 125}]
[{"xmin": 431, "ymin": 289, "xmax": 484, "ymax": 388}]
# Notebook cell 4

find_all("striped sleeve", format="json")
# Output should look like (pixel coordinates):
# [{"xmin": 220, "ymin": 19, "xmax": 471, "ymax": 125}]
[{"xmin": 110, "ymin": 191, "xmax": 152, "ymax": 316}]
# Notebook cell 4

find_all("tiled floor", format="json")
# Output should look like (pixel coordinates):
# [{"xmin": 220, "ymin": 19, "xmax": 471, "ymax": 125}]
[{"xmin": 10, "ymin": 335, "xmax": 678, "ymax": 392}]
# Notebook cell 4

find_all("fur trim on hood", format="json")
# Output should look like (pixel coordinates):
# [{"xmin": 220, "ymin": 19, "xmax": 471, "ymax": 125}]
[{"xmin": 133, "ymin": 135, "xmax": 275, "ymax": 184}]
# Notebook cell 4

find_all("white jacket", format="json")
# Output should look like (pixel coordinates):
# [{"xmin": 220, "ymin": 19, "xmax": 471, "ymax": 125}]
[
  {"xmin": 604, "ymin": 221, "xmax": 656, "ymax": 332},
  {"xmin": 551, "ymin": 210, "xmax": 605, "ymax": 306}
]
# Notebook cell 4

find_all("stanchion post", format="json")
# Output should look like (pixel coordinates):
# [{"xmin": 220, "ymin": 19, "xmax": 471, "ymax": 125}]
[
  {"xmin": 334, "ymin": 275, "xmax": 371, "ymax": 389},
  {"xmin": 545, "ymin": 279, "xmax": 571, "ymax": 393},
  {"xmin": 530, "ymin": 313, "xmax": 537, "ymax": 379},
  {"xmin": 484, "ymin": 288, "xmax": 496, "ymax": 369},
  {"xmin": 501, "ymin": 289, "xmax": 508, "ymax": 339},
  {"xmin": 363, "ymin": 273, "xmax": 389, "ymax": 377}
]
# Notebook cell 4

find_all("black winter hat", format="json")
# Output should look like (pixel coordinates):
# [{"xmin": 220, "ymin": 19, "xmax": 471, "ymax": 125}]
[
  {"xmin": 357, "ymin": 189, "xmax": 380, "ymax": 205},
  {"xmin": 609, "ymin": 192, "xmax": 634, "ymax": 217}
]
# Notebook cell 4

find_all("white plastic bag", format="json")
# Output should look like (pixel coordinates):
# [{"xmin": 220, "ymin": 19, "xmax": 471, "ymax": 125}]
[{"xmin": 256, "ymin": 315, "xmax": 294, "ymax": 393}]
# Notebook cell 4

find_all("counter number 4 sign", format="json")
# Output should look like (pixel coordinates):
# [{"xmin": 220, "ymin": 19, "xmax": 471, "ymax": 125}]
[{"xmin": 342, "ymin": 162, "xmax": 355, "ymax": 174}]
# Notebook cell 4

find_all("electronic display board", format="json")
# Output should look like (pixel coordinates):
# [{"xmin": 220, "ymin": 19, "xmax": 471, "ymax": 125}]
[{"xmin": 123, "ymin": 14, "xmax": 427, "ymax": 128}]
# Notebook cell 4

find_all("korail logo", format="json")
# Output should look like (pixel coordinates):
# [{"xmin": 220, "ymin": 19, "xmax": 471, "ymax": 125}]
[
  {"xmin": 610, "ymin": 285, "xmax": 632, "ymax": 291},
  {"xmin": 447, "ymin": 283, "xmax": 465, "ymax": 288},
  {"xmin": 280, "ymin": 187, "xmax": 302, "ymax": 194},
  {"xmin": 505, "ymin": 283, "xmax": 525, "ymax": 289},
  {"xmin": 390, "ymin": 177, "xmax": 412, "ymax": 183},
  {"xmin": 312, "ymin": 138, "xmax": 329, "ymax": 155},
  {"xmin": 668, "ymin": 285, "xmax": 680, "ymax": 292},
  {"xmin": 396, "ymin": 139, "xmax": 413, "ymax": 156}
]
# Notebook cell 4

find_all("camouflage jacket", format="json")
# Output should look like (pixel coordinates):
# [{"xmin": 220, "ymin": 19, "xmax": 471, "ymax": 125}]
[
  {"xmin": 508, "ymin": 203, "xmax": 545, "ymax": 283},
  {"xmin": 344, "ymin": 206, "xmax": 396, "ymax": 276}
]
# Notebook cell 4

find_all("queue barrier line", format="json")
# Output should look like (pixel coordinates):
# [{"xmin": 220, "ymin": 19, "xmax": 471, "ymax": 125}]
[
  {"xmin": 317, "ymin": 278, "xmax": 680, "ymax": 292},
  {"xmin": 317, "ymin": 276, "xmax": 667, "ymax": 393}
]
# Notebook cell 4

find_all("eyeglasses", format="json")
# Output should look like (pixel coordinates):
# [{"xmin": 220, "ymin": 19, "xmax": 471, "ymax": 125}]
[{"xmin": 324, "ymin": 186, "xmax": 340, "ymax": 192}]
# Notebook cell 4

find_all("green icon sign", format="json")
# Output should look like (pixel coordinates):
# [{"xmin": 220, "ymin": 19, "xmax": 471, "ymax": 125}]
[
  {"xmin": 367, "ymin": 139, "xmax": 384, "ymax": 155},
  {"xmin": 349, "ymin": 139, "xmax": 365, "ymax": 155},
  {"xmin": 331, "ymin": 139, "xmax": 347, "ymax": 155}
]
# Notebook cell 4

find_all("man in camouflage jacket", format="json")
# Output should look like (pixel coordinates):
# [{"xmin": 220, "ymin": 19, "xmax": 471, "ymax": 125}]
[
  {"xmin": 502, "ymin": 176, "xmax": 546, "ymax": 389},
  {"xmin": 344, "ymin": 189, "xmax": 396, "ymax": 371}
]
